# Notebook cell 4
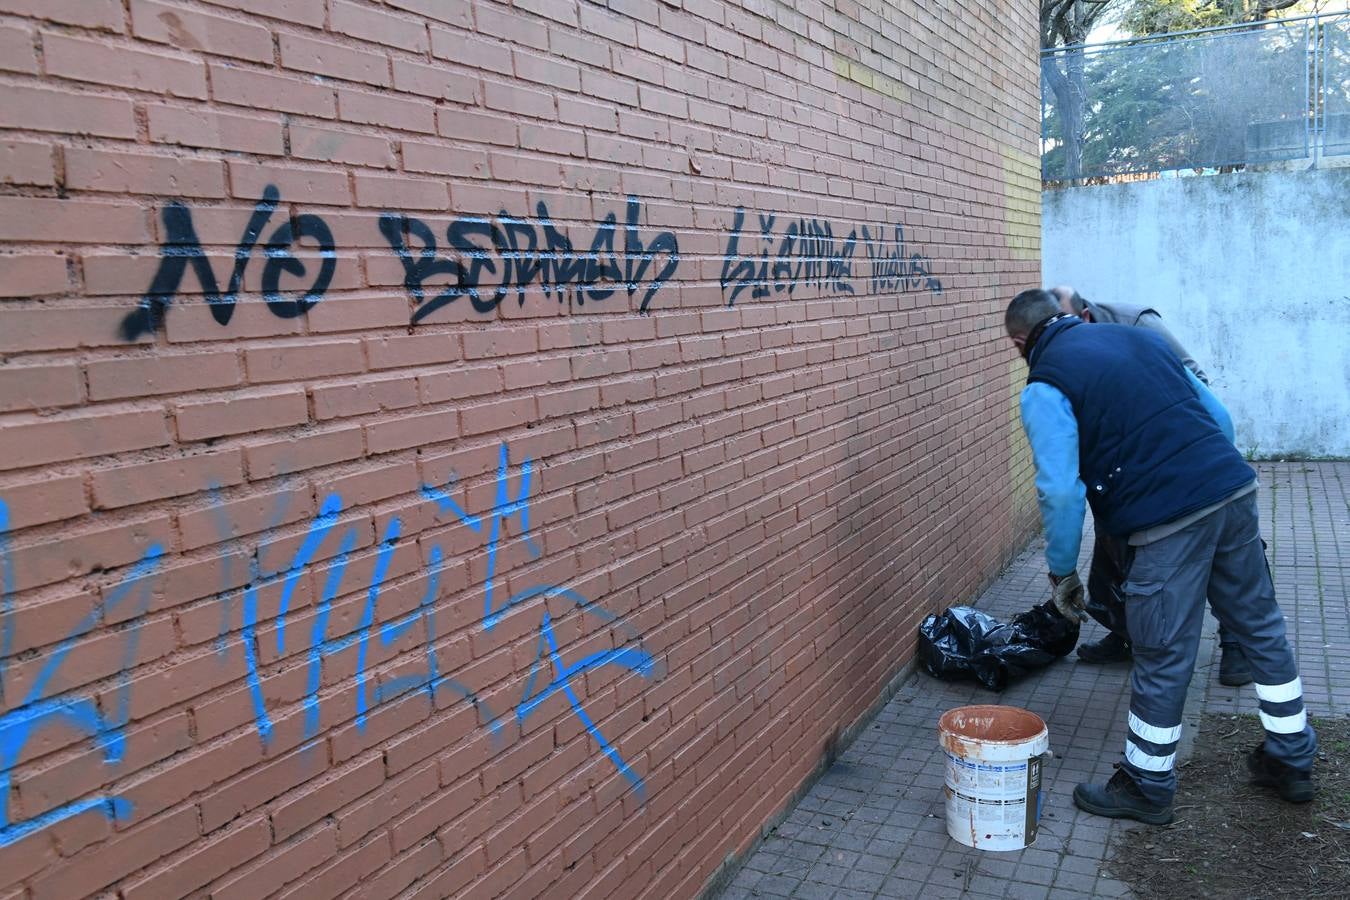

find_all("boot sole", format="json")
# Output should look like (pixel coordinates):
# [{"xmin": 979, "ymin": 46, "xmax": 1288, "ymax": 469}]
[
  {"xmin": 1219, "ymin": 672, "xmax": 1254, "ymax": 687},
  {"xmin": 1072, "ymin": 785, "xmax": 1173, "ymax": 825}
]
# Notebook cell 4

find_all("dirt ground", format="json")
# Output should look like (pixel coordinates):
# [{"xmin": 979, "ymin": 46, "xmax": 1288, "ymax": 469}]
[{"xmin": 1109, "ymin": 714, "xmax": 1350, "ymax": 900}]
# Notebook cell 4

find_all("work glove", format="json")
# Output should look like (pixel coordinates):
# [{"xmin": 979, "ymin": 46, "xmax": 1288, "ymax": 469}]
[{"xmin": 1049, "ymin": 571, "xmax": 1086, "ymax": 622}]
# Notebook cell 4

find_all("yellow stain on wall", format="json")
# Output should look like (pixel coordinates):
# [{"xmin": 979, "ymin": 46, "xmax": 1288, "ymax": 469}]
[
  {"xmin": 832, "ymin": 54, "xmax": 908, "ymax": 102},
  {"xmin": 1001, "ymin": 145, "xmax": 1041, "ymax": 261},
  {"xmin": 1007, "ymin": 354, "xmax": 1038, "ymax": 537}
]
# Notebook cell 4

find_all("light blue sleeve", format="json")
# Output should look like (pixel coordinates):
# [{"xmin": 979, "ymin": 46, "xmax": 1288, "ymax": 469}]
[
  {"xmin": 1020, "ymin": 382, "xmax": 1086, "ymax": 577},
  {"xmin": 1184, "ymin": 368, "xmax": 1235, "ymax": 444}
]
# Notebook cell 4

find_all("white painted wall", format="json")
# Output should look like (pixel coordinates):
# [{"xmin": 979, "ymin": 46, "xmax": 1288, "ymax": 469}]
[{"xmin": 1042, "ymin": 169, "xmax": 1350, "ymax": 458}]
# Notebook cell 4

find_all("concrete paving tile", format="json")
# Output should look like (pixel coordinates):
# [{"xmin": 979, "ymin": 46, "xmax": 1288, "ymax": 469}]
[{"xmin": 709, "ymin": 464, "xmax": 1347, "ymax": 900}]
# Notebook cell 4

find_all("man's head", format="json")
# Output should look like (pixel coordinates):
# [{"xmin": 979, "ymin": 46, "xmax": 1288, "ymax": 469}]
[
  {"xmin": 1050, "ymin": 284, "xmax": 1091, "ymax": 320},
  {"xmin": 1005, "ymin": 288, "xmax": 1062, "ymax": 359}
]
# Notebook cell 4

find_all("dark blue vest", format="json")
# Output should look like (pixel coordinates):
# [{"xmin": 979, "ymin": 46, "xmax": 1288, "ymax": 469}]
[{"xmin": 1027, "ymin": 318, "xmax": 1254, "ymax": 537}]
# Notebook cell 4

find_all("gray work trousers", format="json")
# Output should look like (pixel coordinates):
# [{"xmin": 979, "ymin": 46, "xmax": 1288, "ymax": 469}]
[
  {"xmin": 1120, "ymin": 492, "xmax": 1316, "ymax": 805},
  {"xmin": 1085, "ymin": 525, "xmax": 1239, "ymax": 650}
]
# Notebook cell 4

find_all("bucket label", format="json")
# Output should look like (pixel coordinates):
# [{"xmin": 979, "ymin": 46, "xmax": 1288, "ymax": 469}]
[
  {"xmin": 944, "ymin": 753, "xmax": 1030, "ymax": 799},
  {"xmin": 942, "ymin": 751, "xmax": 1042, "ymax": 849},
  {"xmin": 1024, "ymin": 754, "xmax": 1042, "ymax": 843}
]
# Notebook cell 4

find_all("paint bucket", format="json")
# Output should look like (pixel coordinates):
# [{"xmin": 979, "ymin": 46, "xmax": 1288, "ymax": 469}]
[{"xmin": 939, "ymin": 705, "xmax": 1050, "ymax": 851}]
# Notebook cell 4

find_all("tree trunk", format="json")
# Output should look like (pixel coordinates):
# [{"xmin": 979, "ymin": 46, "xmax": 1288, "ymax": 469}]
[{"xmin": 1044, "ymin": 52, "xmax": 1087, "ymax": 180}]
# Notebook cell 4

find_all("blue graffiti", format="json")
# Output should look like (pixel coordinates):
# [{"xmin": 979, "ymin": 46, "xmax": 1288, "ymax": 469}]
[
  {"xmin": 0, "ymin": 545, "xmax": 163, "ymax": 846},
  {"xmin": 423, "ymin": 444, "xmax": 657, "ymax": 794},
  {"xmin": 517, "ymin": 607, "xmax": 655, "ymax": 797},
  {"xmin": 302, "ymin": 527, "xmax": 360, "ymax": 738},
  {"xmin": 423, "ymin": 443, "xmax": 539, "ymax": 631},
  {"xmin": 0, "ymin": 440, "xmax": 661, "ymax": 847}
]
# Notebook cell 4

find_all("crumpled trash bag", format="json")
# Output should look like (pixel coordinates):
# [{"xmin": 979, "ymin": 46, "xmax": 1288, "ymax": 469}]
[{"xmin": 917, "ymin": 601, "xmax": 1081, "ymax": 691}]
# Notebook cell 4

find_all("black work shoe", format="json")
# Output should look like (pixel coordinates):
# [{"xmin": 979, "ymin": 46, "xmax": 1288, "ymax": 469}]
[
  {"xmin": 1248, "ymin": 743, "xmax": 1314, "ymax": 803},
  {"xmin": 1077, "ymin": 632, "xmax": 1132, "ymax": 664},
  {"xmin": 1073, "ymin": 767, "xmax": 1173, "ymax": 825},
  {"xmin": 1218, "ymin": 645, "xmax": 1254, "ymax": 687}
]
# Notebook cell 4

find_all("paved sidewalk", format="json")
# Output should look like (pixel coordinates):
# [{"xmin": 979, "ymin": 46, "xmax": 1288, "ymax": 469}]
[{"xmin": 711, "ymin": 462, "xmax": 1349, "ymax": 900}]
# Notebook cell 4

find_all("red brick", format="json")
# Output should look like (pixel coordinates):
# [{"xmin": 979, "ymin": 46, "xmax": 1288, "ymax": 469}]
[
  {"xmin": 0, "ymin": 25, "xmax": 34, "ymax": 72},
  {"xmin": 244, "ymin": 426, "xmax": 365, "ymax": 478},
  {"xmin": 461, "ymin": 327, "xmax": 536, "ymax": 360},
  {"xmin": 560, "ymin": 96, "xmax": 619, "ymax": 131},
  {"xmin": 275, "ymin": 835, "xmax": 392, "ymax": 900},
  {"xmin": 476, "ymin": 4, "xmax": 548, "ymax": 48},
  {"xmin": 460, "ymin": 395, "xmax": 537, "ymax": 436},
  {"xmin": 482, "ymin": 78, "xmax": 556, "ymax": 119},
  {"xmin": 121, "ymin": 816, "xmax": 271, "ymax": 900},
  {"xmin": 29, "ymin": 806, "xmax": 198, "ymax": 900},
  {"xmin": 354, "ymin": 172, "xmax": 450, "ymax": 211},
  {"xmin": 513, "ymin": 49, "xmax": 581, "ymax": 92},
  {"xmin": 131, "ymin": 0, "xmax": 272, "ymax": 61},
  {"xmin": 0, "ymin": 474, "xmax": 88, "ymax": 529},
  {"xmin": 336, "ymin": 760, "xmax": 439, "ymax": 848},
  {"xmin": 175, "ymin": 388, "xmax": 308, "ymax": 441},
  {"xmin": 402, "ymin": 141, "xmax": 489, "ymax": 178},
  {"xmin": 339, "ymin": 87, "xmax": 437, "ymax": 135},
  {"xmin": 148, "ymin": 104, "xmax": 284, "ymax": 155},
  {"xmin": 270, "ymin": 755, "xmax": 385, "ymax": 841},
  {"xmin": 280, "ymin": 33, "xmax": 391, "ymax": 87},
  {"xmin": 428, "ymin": 28, "xmax": 511, "ymax": 76},
  {"xmin": 331, "ymin": 0, "xmax": 429, "ymax": 50},
  {"xmin": 391, "ymin": 776, "xmax": 480, "ymax": 852},
  {"xmin": 0, "ymin": 80, "xmax": 135, "ymax": 138},
  {"xmin": 0, "ymin": 252, "xmax": 65, "ymax": 298},
  {"xmin": 489, "ymin": 151, "xmax": 562, "ymax": 185},
  {"xmin": 416, "ymin": 364, "xmax": 501, "ymax": 403},
  {"xmin": 200, "ymin": 0, "xmax": 323, "ymax": 26},
  {"xmin": 393, "ymin": 58, "xmax": 478, "ymax": 102},
  {"xmin": 86, "ymin": 350, "xmax": 240, "ymax": 400},
  {"xmin": 91, "ymin": 448, "xmax": 243, "ymax": 509},
  {"xmin": 43, "ymin": 32, "xmax": 207, "ymax": 98},
  {"xmin": 176, "ymin": 483, "xmax": 312, "ymax": 550},
  {"xmin": 0, "ymin": 141, "xmax": 53, "ymax": 188},
  {"xmin": 306, "ymin": 293, "xmax": 410, "ymax": 333},
  {"xmin": 0, "ymin": 361, "xmax": 81, "ymax": 411},
  {"xmin": 312, "ymin": 375, "xmax": 419, "ymax": 420},
  {"xmin": 438, "ymin": 109, "xmax": 517, "ymax": 144},
  {"xmin": 386, "ymin": 0, "xmax": 470, "ymax": 24},
  {"xmin": 0, "ymin": 0, "xmax": 125, "ymax": 30},
  {"xmin": 210, "ymin": 824, "xmax": 337, "ymax": 900},
  {"xmin": 410, "ymin": 847, "xmax": 484, "ymax": 899},
  {"xmin": 209, "ymin": 63, "xmax": 337, "ymax": 118},
  {"xmin": 347, "ymin": 838, "xmax": 442, "ymax": 900},
  {"xmin": 64, "ymin": 147, "xmax": 227, "ymax": 198},
  {"xmin": 365, "ymin": 333, "xmax": 460, "ymax": 370},
  {"xmin": 0, "ymin": 196, "xmax": 148, "ymax": 243},
  {"xmin": 365, "ymin": 409, "xmax": 458, "ymax": 454},
  {"xmin": 291, "ymin": 122, "xmax": 395, "ymax": 168},
  {"xmin": 0, "ymin": 407, "xmax": 169, "ymax": 471},
  {"xmin": 243, "ymin": 339, "xmax": 366, "ymax": 384},
  {"xmin": 199, "ymin": 745, "xmax": 329, "ymax": 832}
]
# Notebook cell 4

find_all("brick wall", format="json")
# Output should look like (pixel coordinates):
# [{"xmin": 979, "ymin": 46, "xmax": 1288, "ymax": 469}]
[{"xmin": 0, "ymin": 0, "xmax": 1041, "ymax": 897}]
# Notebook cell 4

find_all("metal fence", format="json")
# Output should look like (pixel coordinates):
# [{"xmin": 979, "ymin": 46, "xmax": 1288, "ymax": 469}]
[{"xmin": 1041, "ymin": 12, "xmax": 1350, "ymax": 181}]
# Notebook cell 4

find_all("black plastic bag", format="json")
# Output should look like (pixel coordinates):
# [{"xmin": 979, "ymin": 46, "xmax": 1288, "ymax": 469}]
[{"xmin": 917, "ymin": 601, "xmax": 1081, "ymax": 691}]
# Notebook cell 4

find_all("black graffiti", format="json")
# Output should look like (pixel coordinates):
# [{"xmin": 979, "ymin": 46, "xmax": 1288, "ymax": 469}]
[
  {"xmin": 118, "ymin": 190, "xmax": 944, "ymax": 338},
  {"xmin": 380, "ymin": 197, "xmax": 679, "ymax": 324},
  {"xmin": 720, "ymin": 209, "xmax": 855, "ymax": 306},
  {"xmin": 720, "ymin": 208, "xmax": 942, "ymax": 307},
  {"xmin": 862, "ymin": 223, "xmax": 943, "ymax": 297},
  {"xmin": 120, "ymin": 185, "xmax": 336, "ymax": 340}
]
